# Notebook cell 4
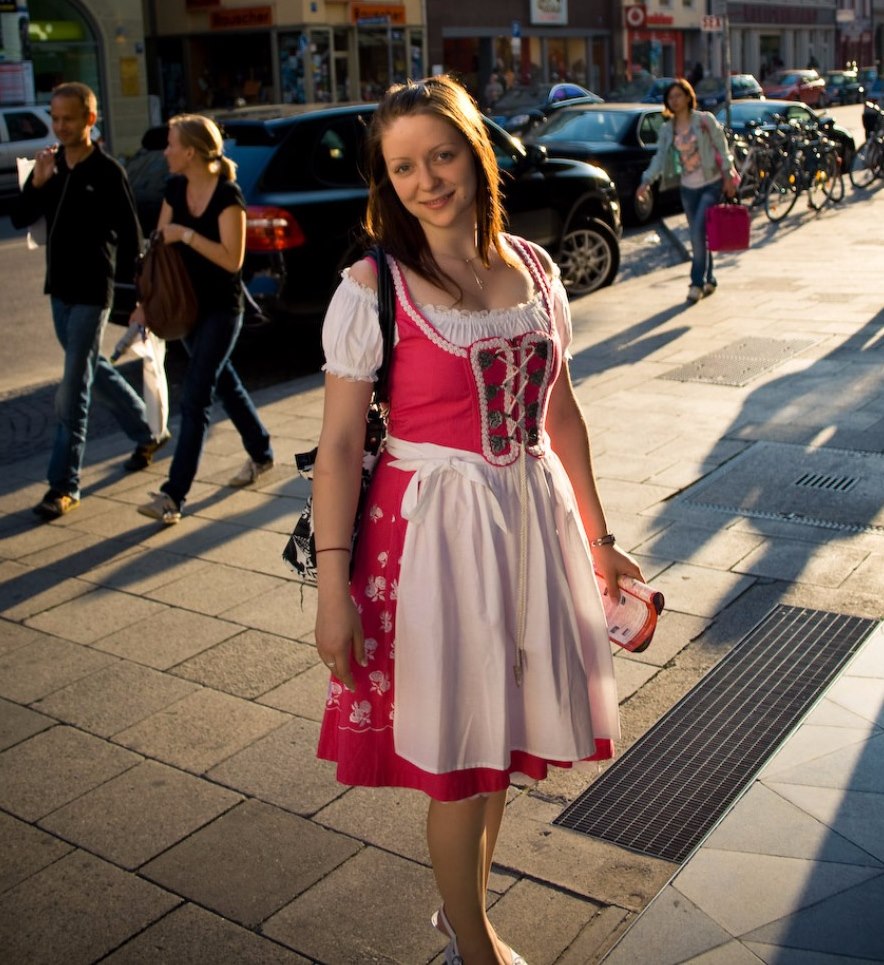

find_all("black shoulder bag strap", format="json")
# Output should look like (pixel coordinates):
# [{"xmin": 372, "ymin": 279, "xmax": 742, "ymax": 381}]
[{"xmin": 371, "ymin": 244, "xmax": 395, "ymax": 404}]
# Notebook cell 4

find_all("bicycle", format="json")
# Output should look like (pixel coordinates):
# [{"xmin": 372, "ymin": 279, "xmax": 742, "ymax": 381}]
[
  {"xmin": 849, "ymin": 102, "xmax": 884, "ymax": 189},
  {"xmin": 764, "ymin": 123, "xmax": 841, "ymax": 221},
  {"xmin": 729, "ymin": 126, "xmax": 784, "ymax": 207}
]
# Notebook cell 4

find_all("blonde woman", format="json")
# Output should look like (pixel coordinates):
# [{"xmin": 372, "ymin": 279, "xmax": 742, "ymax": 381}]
[{"xmin": 135, "ymin": 114, "xmax": 273, "ymax": 524}]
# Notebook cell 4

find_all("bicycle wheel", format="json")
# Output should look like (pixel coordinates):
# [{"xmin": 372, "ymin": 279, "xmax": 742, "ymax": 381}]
[
  {"xmin": 875, "ymin": 141, "xmax": 884, "ymax": 180},
  {"xmin": 849, "ymin": 142, "xmax": 877, "ymax": 189},
  {"xmin": 737, "ymin": 166, "xmax": 761, "ymax": 205},
  {"xmin": 765, "ymin": 164, "xmax": 799, "ymax": 222},
  {"xmin": 822, "ymin": 152, "xmax": 844, "ymax": 204},
  {"xmin": 808, "ymin": 150, "xmax": 839, "ymax": 210}
]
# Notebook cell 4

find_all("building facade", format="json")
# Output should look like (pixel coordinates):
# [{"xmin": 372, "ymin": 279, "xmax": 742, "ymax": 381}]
[
  {"xmin": 1, "ymin": 0, "xmax": 149, "ymax": 154},
  {"xmin": 430, "ymin": 0, "xmax": 616, "ymax": 101},
  {"xmin": 3, "ymin": 1, "xmax": 878, "ymax": 161},
  {"xmin": 622, "ymin": 0, "xmax": 706, "ymax": 86},
  {"xmin": 723, "ymin": 0, "xmax": 838, "ymax": 80},
  {"xmin": 834, "ymin": 0, "xmax": 875, "ymax": 69},
  {"xmin": 145, "ymin": 0, "xmax": 425, "ymax": 115}
]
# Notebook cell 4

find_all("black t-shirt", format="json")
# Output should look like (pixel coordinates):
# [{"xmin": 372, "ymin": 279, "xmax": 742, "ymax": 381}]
[{"xmin": 164, "ymin": 175, "xmax": 245, "ymax": 314}]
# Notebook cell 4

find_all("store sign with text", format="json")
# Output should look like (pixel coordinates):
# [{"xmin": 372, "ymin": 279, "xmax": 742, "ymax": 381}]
[
  {"xmin": 530, "ymin": 0, "xmax": 568, "ymax": 26},
  {"xmin": 351, "ymin": 3, "xmax": 406, "ymax": 26},
  {"xmin": 209, "ymin": 6, "xmax": 272, "ymax": 29}
]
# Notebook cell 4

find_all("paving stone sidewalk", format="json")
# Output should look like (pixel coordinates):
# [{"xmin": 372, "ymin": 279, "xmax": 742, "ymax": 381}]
[{"xmin": 1, "ymin": 183, "xmax": 883, "ymax": 964}]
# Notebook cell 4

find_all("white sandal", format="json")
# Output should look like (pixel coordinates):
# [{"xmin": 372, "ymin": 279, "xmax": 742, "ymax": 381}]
[{"xmin": 432, "ymin": 906, "xmax": 528, "ymax": 964}]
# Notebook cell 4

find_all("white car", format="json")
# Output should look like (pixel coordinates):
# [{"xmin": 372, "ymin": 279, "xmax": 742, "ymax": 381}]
[
  {"xmin": 0, "ymin": 105, "xmax": 54, "ymax": 196},
  {"xmin": 0, "ymin": 104, "xmax": 102, "ymax": 196}
]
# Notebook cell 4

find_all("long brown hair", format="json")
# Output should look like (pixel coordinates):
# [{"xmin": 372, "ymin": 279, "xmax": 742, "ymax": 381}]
[
  {"xmin": 364, "ymin": 74, "xmax": 512, "ymax": 293},
  {"xmin": 168, "ymin": 113, "xmax": 237, "ymax": 182}
]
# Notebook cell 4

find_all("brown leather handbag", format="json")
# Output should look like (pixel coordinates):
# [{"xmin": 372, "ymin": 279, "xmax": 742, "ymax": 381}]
[{"xmin": 135, "ymin": 230, "xmax": 199, "ymax": 340}]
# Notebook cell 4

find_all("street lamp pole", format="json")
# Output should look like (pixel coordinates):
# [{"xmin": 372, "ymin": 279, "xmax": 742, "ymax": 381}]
[{"xmin": 717, "ymin": 0, "xmax": 732, "ymax": 129}]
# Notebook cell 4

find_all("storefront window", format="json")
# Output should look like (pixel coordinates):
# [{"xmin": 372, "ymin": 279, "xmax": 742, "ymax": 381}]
[
  {"xmin": 410, "ymin": 31, "xmax": 425, "ymax": 81},
  {"xmin": 357, "ymin": 26, "xmax": 406, "ymax": 100},
  {"xmin": 547, "ymin": 37, "xmax": 589, "ymax": 85},
  {"xmin": 27, "ymin": 0, "xmax": 101, "ymax": 107},
  {"xmin": 310, "ymin": 29, "xmax": 332, "ymax": 103},
  {"xmin": 333, "ymin": 28, "xmax": 352, "ymax": 102},
  {"xmin": 279, "ymin": 32, "xmax": 307, "ymax": 104}
]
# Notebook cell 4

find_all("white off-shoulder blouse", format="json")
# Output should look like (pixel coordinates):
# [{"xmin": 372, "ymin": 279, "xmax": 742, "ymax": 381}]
[{"xmin": 321, "ymin": 265, "xmax": 573, "ymax": 381}]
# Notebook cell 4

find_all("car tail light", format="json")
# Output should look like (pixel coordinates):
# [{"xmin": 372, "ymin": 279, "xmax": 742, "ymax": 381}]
[{"xmin": 245, "ymin": 206, "xmax": 305, "ymax": 251}]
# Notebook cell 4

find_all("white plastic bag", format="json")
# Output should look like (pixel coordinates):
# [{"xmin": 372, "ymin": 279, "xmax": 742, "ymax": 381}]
[
  {"xmin": 128, "ymin": 329, "xmax": 169, "ymax": 439},
  {"xmin": 16, "ymin": 157, "xmax": 47, "ymax": 249}
]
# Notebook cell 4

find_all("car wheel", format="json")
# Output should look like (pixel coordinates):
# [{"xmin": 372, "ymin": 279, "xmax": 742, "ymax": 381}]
[
  {"xmin": 556, "ymin": 217, "xmax": 620, "ymax": 297},
  {"xmin": 633, "ymin": 184, "xmax": 655, "ymax": 223}
]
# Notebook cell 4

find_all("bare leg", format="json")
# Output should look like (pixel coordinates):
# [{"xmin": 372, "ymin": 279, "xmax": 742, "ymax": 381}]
[
  {"xmin": 482, "ymin": 791, "xmax": 506, "ymax": 891},
  {"xmin": 479, "ymin": 792, "xmax": 517, "ymax": 961},
  {"xmin": 427, "ymin": 792, "xmax": 508, "ymax": 964}
]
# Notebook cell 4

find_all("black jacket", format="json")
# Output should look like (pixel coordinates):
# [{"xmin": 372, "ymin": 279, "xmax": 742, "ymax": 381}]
[{"xmin": 11, "ymin": 144, "xmax": 142, "ymax": 308}]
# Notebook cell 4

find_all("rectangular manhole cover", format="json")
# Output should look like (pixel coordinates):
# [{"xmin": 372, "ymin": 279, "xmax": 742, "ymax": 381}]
[
  {"xmin": 660, "ymin": 337, "xmax": 817, "ymax": 386},
  {"xmin": 679, "ymin": 442, "xmax": 884, "ymax": 534},
  {"xmin": 554, "ymin": 606, "xmax": 880, "ymax": 863}
]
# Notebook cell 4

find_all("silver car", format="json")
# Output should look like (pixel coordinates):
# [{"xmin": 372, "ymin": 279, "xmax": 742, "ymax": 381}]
[{"xmin": 0, "ymin": 105, "xmax": 54, "ymax": 196}]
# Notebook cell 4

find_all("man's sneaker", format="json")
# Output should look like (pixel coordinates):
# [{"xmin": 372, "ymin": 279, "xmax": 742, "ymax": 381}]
[
  {"xmin": 33, "ymin": 489, "xmax": 79, "ymax": 520},
  {"xmin": 124, "ymin": 429, "xmax": 172, "ymax": 472},
  {"xmin": 137, "ymin": 491, "xmax": 181, "ymax": 525},
  {"xmin": 228, "ymin": 457, "xmax": 274, "ymax": 488},
  {"xmin": 703, "ymin": 282, "xmax": 717, "ymax": 297},
  {"xmin": 686, "ymin": 285, "xmax": 703, "ymax": 304}
]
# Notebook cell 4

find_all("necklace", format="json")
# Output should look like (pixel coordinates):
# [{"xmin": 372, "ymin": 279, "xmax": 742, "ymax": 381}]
[
  {"xmin": 437, "ymin": 251, "xmax": 487, "ymax": 290},
  {"xmin": 463, "ymin": 255, "xmax": 486, "ymax": 291}
]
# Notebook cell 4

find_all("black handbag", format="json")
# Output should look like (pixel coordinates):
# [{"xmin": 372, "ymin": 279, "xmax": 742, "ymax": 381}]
[{"xmin": 282, "ymin": 246, "xmax": 395, "ymax": 582}]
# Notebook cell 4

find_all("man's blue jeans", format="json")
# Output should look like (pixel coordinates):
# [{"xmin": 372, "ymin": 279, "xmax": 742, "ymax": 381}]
[
  {"xmin": 49, "ymin": 299, "xmax": 153, "ymax": 498},
  {"xmin": 161, "ymin": 309, "xmax": 272, "ymax": 507},
  {"xmin": 680, "ymin": 180, "xmax": 723, "ymax": 289}
]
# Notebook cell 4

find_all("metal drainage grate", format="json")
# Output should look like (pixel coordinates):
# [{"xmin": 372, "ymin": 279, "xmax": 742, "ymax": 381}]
[
  {"xmin": 660, "ymin": 337, "xmax": 817, "ymax": 386},
  {"xmin": 680, "ymin": 442, "xmax": 884, "ymax": 536},
  {"xmin": 554, "ymin": 605, "xmax": 879, "ymax": 864},
  {"xmin": 794, "ymin": 472, "xmax": 859, "ymax": 493}
]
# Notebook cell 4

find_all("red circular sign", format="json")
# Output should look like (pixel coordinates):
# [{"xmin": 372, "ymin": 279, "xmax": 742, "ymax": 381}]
[{"xmin": 626, "ymin": 5, "xmax": 646, "ymax": 28}]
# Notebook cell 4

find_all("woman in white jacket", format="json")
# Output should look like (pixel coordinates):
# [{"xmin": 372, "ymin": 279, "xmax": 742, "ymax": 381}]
[{"xmin": 637, "ymin": 79, "xmax": 738, "ymax": 303}]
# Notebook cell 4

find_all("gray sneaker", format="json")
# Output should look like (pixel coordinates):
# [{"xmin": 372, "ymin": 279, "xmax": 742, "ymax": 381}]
[
  {"xmin": 137, "ymin": 491, "xmax": 181, "ymax": 525},
  {"xmin": 228, "ymin": 457, "xmax": 274, "ymax": 488}
]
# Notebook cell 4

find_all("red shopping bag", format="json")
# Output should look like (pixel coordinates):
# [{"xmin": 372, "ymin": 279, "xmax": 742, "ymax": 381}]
[{"xmin": 706, "ymin": 201, "xmax": 750, "ymax": 252}]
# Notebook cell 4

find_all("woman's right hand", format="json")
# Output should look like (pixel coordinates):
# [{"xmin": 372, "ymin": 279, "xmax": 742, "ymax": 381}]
[
  {"xmin": 316, "ymin": 590, "xmax": 366, "ymax": 693},
  {"xmin": 635, "ymin": 183, "xmax": 650, "ymax": 203}
]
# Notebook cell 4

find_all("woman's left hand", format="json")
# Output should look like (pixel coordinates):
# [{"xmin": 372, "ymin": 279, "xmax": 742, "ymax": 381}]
[
  {"xmin": 723, "ymin": 174, "xmax": 738, "ymax": 199},
  {"xmin": 593, "ymin": 543, "xmax": 645, "ymax": 603}
]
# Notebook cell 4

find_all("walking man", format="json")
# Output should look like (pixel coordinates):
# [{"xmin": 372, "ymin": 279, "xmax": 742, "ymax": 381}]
[{"xmin": 12, "ymin": 82, "xmax": 169, "ymax": 520}]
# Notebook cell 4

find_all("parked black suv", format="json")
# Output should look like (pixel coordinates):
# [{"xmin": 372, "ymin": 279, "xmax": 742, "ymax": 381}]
[{"xmin": 121, "ymin": 104, "xmax": 622, "ymax": 331}]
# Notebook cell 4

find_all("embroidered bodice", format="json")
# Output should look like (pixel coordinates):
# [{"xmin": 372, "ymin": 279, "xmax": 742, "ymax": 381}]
[{"xmin": 321, "ymin": 239, "xmax": 569, "ymax": 466}]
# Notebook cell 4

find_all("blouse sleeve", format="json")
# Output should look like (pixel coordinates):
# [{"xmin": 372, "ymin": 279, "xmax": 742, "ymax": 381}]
[{"xmin": 321, "ymin": 269, "xmax": 384, "ymax": 382}]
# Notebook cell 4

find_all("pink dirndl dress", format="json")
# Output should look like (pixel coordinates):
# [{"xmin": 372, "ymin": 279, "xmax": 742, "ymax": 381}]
[{"xmin": 317, "ymin": 237, "xmax": 620, "ymax": 801}]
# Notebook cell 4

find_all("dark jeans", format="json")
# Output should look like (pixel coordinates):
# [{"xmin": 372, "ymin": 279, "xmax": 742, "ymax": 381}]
[
  {"xmin": 161, "ymin": 309, "xmax": 272, "ymax": 507},
  {"xmin": 49, "ymin": 299, "xmax": 153, "ymax": 498},
  {"xmin": 680, "ymin": 179, "xmax": 723, "ymax": 289}
]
